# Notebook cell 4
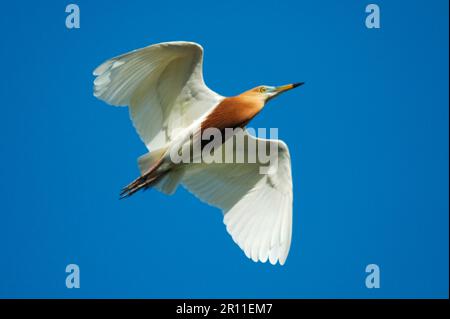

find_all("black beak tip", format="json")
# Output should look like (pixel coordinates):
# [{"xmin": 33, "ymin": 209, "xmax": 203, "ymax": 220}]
[{"xmin": 293, "ymin": 82, "xmax": 305, "ymax": 88}]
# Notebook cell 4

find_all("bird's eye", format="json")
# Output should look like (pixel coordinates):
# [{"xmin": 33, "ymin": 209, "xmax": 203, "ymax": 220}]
[{"xmin": 259, "ymin": 87, "xmax": 266, "ymax": 93}]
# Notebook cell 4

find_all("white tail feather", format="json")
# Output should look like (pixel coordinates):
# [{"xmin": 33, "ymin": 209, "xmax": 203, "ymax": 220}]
[{"xmin": 137, "ymin": 147, "xmax": 167, "ymax": 175}]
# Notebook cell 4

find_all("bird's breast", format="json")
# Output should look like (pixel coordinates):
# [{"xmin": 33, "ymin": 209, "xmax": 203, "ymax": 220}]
[
  {"xmin": 197, "ymin": 96, "xmax": 263, "ymax": 150},
  {"xmin": 200, "ymin": 96, "xmax": 262, "ymax": 133}
]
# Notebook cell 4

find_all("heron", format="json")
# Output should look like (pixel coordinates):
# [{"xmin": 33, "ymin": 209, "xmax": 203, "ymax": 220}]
[{"xmin": 93, "ymin": 41, "xmax": 303, "ymax": 265}]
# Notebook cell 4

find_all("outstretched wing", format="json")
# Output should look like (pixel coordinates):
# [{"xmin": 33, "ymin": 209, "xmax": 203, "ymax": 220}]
[
  {"xmin": 93, "ymin": 41, "xmax": 223, "ymax": 150},
  {"xmin": 182, "ymin": 130, "xmax": 293, "ymax": 265}
]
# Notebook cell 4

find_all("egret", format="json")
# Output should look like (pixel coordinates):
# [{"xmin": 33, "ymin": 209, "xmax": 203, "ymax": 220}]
[{"xmin": 93, "ymin": 41, "xmax": 303, "ymax": 265}]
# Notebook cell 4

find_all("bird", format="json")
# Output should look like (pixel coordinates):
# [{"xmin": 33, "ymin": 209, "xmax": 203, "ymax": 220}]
[{"xmin": 93, "ymin": 41, "xmax": 303, "ymax": 265}]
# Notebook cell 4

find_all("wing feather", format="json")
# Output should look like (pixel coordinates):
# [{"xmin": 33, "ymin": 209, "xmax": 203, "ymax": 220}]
[
  {"xmin": 93, "ymin": 41, "xmax": 223, "ymax": 150},
  {"xmin": 182, "ymin": 130, "xmax": 293, "ymax": 265}
]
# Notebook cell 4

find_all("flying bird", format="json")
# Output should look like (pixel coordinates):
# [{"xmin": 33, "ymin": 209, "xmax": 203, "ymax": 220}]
[{"xmin": 93, "ymin": 41, "xmax": 303, "ymax": 265}]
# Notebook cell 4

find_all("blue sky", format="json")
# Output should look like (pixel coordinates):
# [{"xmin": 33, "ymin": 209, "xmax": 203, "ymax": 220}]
[{"xmin": 0, "ymin": 0, "xmax": 448, "ymax": 298}]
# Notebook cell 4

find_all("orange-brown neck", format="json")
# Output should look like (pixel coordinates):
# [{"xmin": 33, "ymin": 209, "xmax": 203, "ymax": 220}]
[{"xmin": 201, "ymin": 93, "xmax": 265, "ymax": 133}]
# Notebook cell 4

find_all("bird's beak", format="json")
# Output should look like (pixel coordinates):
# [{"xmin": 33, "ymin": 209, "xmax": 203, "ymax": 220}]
[
  {"xmin": 274, "ymin": 82, "xmax": 304, "ymax": 94},
  {"xmin": 266, "ymin": 82, "xmax": 304, "ymax": 103}
]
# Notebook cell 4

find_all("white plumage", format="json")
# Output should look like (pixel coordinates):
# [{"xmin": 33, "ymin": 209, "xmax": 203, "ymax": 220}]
[{"xmin": 93, "ymin": 41, "xmax": 296, "ymax": 265}]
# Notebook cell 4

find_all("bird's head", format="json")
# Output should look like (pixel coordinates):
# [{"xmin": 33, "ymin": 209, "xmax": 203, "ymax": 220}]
[{"xmin": 243, "ymin": 82, "xmax": 304, "ymax": 105}]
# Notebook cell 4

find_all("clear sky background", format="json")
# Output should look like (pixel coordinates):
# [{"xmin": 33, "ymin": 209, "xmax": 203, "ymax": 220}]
[{"xmin": 0, "ymin": 0, "xmax": 448, "ymax": 298}]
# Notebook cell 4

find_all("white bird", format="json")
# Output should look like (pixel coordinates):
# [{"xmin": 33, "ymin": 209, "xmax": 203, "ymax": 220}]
[{"xmin": 93, "ymin": 41, "xmax": 303, "ymax": 265}]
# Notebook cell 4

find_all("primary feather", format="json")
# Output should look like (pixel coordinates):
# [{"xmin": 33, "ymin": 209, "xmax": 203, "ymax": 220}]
[{"xmin": 94, "ymin": 41, "xmax": 222, "ymax": 150}]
